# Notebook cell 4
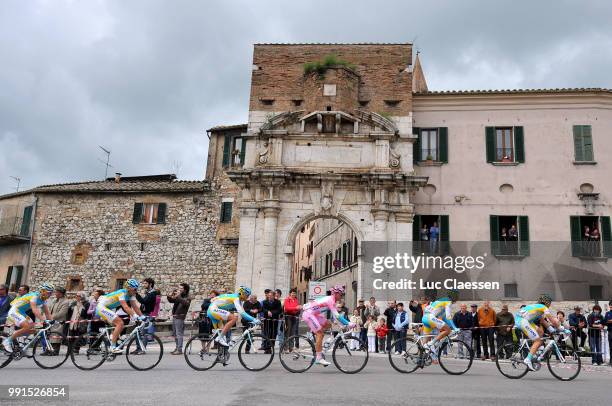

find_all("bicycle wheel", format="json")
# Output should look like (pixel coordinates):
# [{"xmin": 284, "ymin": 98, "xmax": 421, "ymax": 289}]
[
  {"xmin": 438, "ymin": 339, "xmax": 473, "ymax": 375},
  {"xmin": 495, "ymin": 343, "xmax": 529, "ymax": 379},
  {"xmin": 125, "ymin": 333, "xmax": 164, "ymax": 371},
  {"xmin": 279, "ymin": 334, "xmax": 315, "ymax": 373},
  {"xmin": 32, "ymin": 332, "xmax": 69, "ymax": 369},
  {"xmin": 547, "ymin": 347, "xmax": 581, "ymax": 381},
  {"xmin": 388, "ymin": 337, "xmax": 422, "ymax": 373},
  {"xmin": 0, "ymin": 331, "xmax": 13, "ymax": 369},
  {"xmin": 70, "ymin": 332, "xmax": 108, "ymax": 371},
  {"xmin": 184, "ymin": 334, "xmax": 220, "ymax": 371},
  {"xmin": 237, "ymin": 333, "xmax": 274, "ymax": 371},
  {"xmin": 332, "ymin": 334, "xmax": 368, "ymax": 374}
]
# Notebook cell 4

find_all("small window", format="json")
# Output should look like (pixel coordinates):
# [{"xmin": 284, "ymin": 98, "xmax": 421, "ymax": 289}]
[
  {"xmin": 67, "ymin": 276, "xmax": 82, "ymax": 292},
  {"xmin": 133, "ymin": 203, "xmax": 167, "ymax": 225},
  {"xmin": 115, "ymin": 278, "xmax": 127, "ymax": 291},
  {"xmin": 139, "ymin": 242, "xmax": 146, "ymax": 252},
  {"xmin": 292, "ymin": 99, "xmax": 303, "ymax": 107},
  {"xmin": 504, "ymin": 283, "xmax": 518, "ymax": 298},
  {"xmin": 358, "ymin": 100, "xmax": 369, "ymax": 107},
  {"xmin": 589, "ymin": 285, "xmax": 603, "ymax": 300},
  {"xmin": 261, "ymin": 99, "xmax": 274, "ymax": 106},
  {"xmin": 384, "ymin": 100, "xmax": 401, "ymax": 107},
  {"xmin": 570, "ymin": 215, "xmax": 611, "ymax": 258},
  {"xmin": 485, "ymin": 126, "xmax": 525, "ymax": 163},
  {"xmin": 104, "ymin": 243, "xmax": 111, "ymax": 251},
  {"xmin": 220, "ymin": 202, "xmax": 233, "ymax": 223},
  {"xmin": 231, "ymin": 137, "xmax": 244, "ymax": 167},
  {"xmin": 326, "ymin": 106, "xmax": 332, "ymax": 112},
  {"xmin": 573, "ymin": 125, "xmax": 594, "ymax": 162}
]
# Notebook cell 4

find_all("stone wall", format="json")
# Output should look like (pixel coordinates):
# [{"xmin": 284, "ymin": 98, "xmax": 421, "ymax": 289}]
[{"xmin": 28, "ymin": 190, "xmax": 237, "ymax": 308}]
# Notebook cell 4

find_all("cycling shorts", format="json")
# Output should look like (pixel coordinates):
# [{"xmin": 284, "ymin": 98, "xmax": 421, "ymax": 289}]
[
  {"xmin": 515, "ymin": 316, "xmax": 540, "ymax": 340},
  {"xmin": 422, "ymin": 313, "xmax": 446, "ymax": 334},
  {"xmin": 302, "ymin": 309, "xmax": 328, "ymax": 333},
  {"xmin": 7, "ymin": 308, "xmax": 32, "ymax": 327},
  {"xmin": 207, "ymin": 304, "xmax": 231, "ymax": 330},
  {"xmin": 96, "ymin": 304, "xmax": 118, "ymax": 324}
]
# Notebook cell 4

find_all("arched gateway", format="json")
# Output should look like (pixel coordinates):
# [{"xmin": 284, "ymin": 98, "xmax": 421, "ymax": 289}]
[{"xmin": 228, "ymin": 44, "xmax": 428, "ymax": 298}]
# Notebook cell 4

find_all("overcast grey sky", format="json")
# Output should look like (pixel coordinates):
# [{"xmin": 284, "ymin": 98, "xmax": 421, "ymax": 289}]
[{"xmin": 1, "ymin": 0, "xmax": 611, "ymax": 194}]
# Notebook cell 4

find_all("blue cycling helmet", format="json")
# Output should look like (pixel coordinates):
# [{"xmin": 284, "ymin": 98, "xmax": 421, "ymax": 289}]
[
  {"xmin": 124, "ymin": 279, "xmax": 140, "ymax": 289},
  {"xmin": 39, "ymin": 283, "xmax": 54, "ymax": 293},
  {"xmin": 238, "ymin": 285, "xmax": 252, "ymax": 297}
]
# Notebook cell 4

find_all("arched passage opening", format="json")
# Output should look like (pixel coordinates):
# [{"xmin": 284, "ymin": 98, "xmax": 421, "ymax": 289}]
[{"xmin": 286, "ymin": 212, "xmax": 363, "ymax": 310}]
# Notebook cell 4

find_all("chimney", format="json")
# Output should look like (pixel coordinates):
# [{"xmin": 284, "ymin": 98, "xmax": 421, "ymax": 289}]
[{"xmin": 114, "ymin": 172, "xmax": 122, "ymax": 183}]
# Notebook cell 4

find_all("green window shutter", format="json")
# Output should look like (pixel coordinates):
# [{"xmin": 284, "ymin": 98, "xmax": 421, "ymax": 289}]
[
  {"xmin": 5, "ymin": 267, "xmax": 12, "ymax": 285},
  {"xmin": 412, "ymin": 127, "xmax": 420, "ymax": 164},
  {"xmin": 490, "ymin": 215, "xmax": 500, "ymax": 255},
  {"xmin": 570, "ymin": 216, "xmax": 581, "ymax": 257},
  {"xmin": 573, "ymin": 126, "xmax": 584, "ymax": 161},
  {"xmin": 518, "ymin": 216, "xmax": 530, "ymax": 256},
  {"xmin": 15, "ymin": 266, "xmax": 23, "ymax": 288},
  {"xmin": 20, "ymin": 205, "xmax": 33, "ymax": 236},
  {"xmin": 132, "ymin": 203, "xmax": 144, "ymax": 224},
  {"xmin": 514, "ymin": 126, "xmax": 525, "ymax": 163},
  {"xmin": 440, "ymin": 215, "xmax": 450, "ymax": 255},
  {"xmin": 485, "ymin": 127, "xmax": 495, "ymax": 163},
  {"xmin": 156, "ymin": 203, "xmax": 167, "ymax": 224},
  {"xmin": 239, "ymin": 138, "xmax": 246, "ymax": 166},
  {"xmin": 220, "ymin": 202, "xmax": 233, "ymax": 223},
  {"xmin": 412, "ymin": 215, "xmax": 421, "ymax": 241},
  {"xmin": 582, "ymin": 125, "xmax": 593, "ymax": 161},
  {"xmin": 222, "ymin": 135, "xmax": 231, "ymax": 167},
  {"xmin": 601, "ymin": 216, "xmax": 612, "ymax": 258},
  {"xmin": 438, "ymin": 127, "xmax": 448, "ymax": 163}
]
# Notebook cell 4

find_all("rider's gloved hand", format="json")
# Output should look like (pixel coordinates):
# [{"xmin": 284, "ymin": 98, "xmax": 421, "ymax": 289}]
[
  {"xmin": 138, "ymin": 315, "xmax": 147, "ymax": 322},
  {"xmin": 453, "ymin": 327, "xmax": 461, "ymax": 333},
  {"xmin": 45, "ymin": 319, "xmax": 56, "ymax": 325},
  {"xmin": 251, "ymin": 319, "xmax": 261, "ymax": 326}
]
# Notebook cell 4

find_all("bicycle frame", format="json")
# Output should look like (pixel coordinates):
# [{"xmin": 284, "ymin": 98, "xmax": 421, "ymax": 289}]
[
  {"xmin": 304, "ymin": 327, "xmax": 354, "ymax": 358},
  {"xmin": 91, "ymin": 319, "xmax": 150, "ymax": 354},
  {"xmin": 515, "ymin": 335, "xmax": 567, "ymax": 364},
  {"xmin": 8, "ymin": 324, "xmax": 54, "ymax": 357}
]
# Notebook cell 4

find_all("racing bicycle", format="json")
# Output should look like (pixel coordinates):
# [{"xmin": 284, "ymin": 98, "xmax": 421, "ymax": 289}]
[
  {"xmin": 183, "ymin": 321, "xmax": 274, "ymax": 371},
  {"xmin": 0, "ymin": 321, "xmax": 70, "ymax": 369},
  {"xmin": 279, "ymin": 325, "xmax": 368, "ymax": 374},
  {"xmin": 388, "ymin": 323, "xmax": 474, "ymax": 375},
  {"xmin": 495, "ymin": 331, "xmax": 581, "ymax": 381},
  {"xmin": 69, "ymin": 318, "xmax": 164, "ymax": 371}
]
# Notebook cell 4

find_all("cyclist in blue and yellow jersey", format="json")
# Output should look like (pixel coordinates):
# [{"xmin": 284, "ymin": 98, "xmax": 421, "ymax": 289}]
[
  {"xmin": 96, "ymin": 279, "xmax": 145, "ymax": 353},
  {"xmin": 208, "ymin": 286, "xmax": 261, "ymax": 347},
  {"xmin": 514, "ymin": 294, "xmax": 569, "ymax": 370},
  {"xmin": 2, "ymin": 283, "xmax": 54, "ymax": 353},
  {"xmin": 422, "ymin": 289, "xmax": 460, "ymax": 352}
]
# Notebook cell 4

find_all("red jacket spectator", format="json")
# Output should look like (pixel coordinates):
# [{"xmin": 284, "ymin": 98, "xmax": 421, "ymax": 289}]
[
  {"xmin": 375, "ymin": 324, "xmax": 388, "ymax": 338},
  {"xmin": 283, "ymin": 295, "xmax": 300, "ymax": 316}
]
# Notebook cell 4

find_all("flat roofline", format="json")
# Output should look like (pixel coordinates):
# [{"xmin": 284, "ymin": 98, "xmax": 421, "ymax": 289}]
[
  {"xmin": 254, "ymin": 42, "xmax": 412, "ymax": 46},
  {"xmin": 415, "ymin": 88, "xmax": 612, "ymax": 96}
]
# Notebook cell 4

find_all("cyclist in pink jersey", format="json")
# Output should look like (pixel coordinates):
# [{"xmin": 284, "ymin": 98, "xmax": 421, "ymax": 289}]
[{"xmin": 301, "ymin": 284, "xmax": 355, "ymax": 366}]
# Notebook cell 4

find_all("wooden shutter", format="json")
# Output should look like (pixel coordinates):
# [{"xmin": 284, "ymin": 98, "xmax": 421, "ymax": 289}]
[
  {"xmin": 222, "ymin": 135, "xmax": 231, "ymax": 167},
  {"xmin": 440, "ymin": 215, "xmax": 450, "ymax": 255},
  {"xmin": 239, "ymin": 138, "xmax": 246, "ymax": 166},
  {"xmin": 5, "ymin": 267, "xmax": 12, "ymax": 285},
  {"xmin": 412, "ymin": 127, "xmax": 420, "ymax": 164},
  {"xmin": 582, "ymin": 125, "xmax": 594, "ymax": 161},
  {"xmin": 156, "ymin": 203, "xmax": 167, "ymax": 224},
  {"xmin": 514, "ymin": 126, "xmax": 525, "ymax": 163},
  {"xmin": 572, "ymin": 126, "xmax": 583, "ymax": 161},
  {"xmin": 20, "ymin": 205, "xmax": 33, "ymax": 236},
  {"xmin": 221, "ymin": 202, "xmax": 232, "ymax": 223},
  {"xmin": 570, "ymin": 216, "xmax": 581, "ymax": 257},
  {"xmin": 412, "ymin": 215, "xmax": 421, "ymax": 241},
  {"xmin": 490, "ymin": 215, "xmax": 500, "ymax": 255},
  {"xmin": 518, "ymin": 216, "xmax": 530, "ymax": 256},
  {"xmin": 601, "ymin": 216, "xmax": 612, "ymax": 258},
  {"xmin": 132, "ymin": 203, "xmax": 144, "ymax": 224},
  {"xmin": 15, "ymin": 266, "xmax": 23, "ymax": 288},
  {"xmin": 438, "ymin": 127, "xmax": 448, "ymax": 163},
  {"xmin": 485, "ymin": 127, "xmax": 495, "ymax": 163}
]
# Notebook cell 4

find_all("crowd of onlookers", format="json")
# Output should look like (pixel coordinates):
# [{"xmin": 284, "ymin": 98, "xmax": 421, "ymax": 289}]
[{"xmin": 2, "ymin": 282, "xmax": 610, "ymax": 365}]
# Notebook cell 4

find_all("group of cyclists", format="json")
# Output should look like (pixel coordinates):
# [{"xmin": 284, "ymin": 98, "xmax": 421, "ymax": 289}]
[{"xmin": 2, "ymin": 278, "xmax": 571, "ymax": 372}]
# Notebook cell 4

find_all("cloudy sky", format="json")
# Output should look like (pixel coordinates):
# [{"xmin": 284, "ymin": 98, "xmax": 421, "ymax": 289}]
[{"xmin": 1, "ymin": 0, "xmax": 611, "ymax": 194}]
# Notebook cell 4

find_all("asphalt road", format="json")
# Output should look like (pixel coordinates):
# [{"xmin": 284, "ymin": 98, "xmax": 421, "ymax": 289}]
[{"xmin": 0, "ymin": 352, "xmax": 610, "ymax": 406}]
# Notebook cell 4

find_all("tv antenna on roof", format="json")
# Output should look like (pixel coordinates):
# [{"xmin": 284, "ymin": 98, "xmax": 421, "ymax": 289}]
[
  {"xmin": 98, "ymin": 146, "xmax": 113, "ymax": 180},
  {"xmin": 9, "ymin": 176, "xmax": 21, "ymax": 192}
]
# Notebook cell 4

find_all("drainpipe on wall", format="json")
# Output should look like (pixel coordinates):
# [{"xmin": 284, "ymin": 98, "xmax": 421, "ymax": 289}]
[{"xmin": 24, "ymin": 195, "xmax": 38, "ymax": 285}]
